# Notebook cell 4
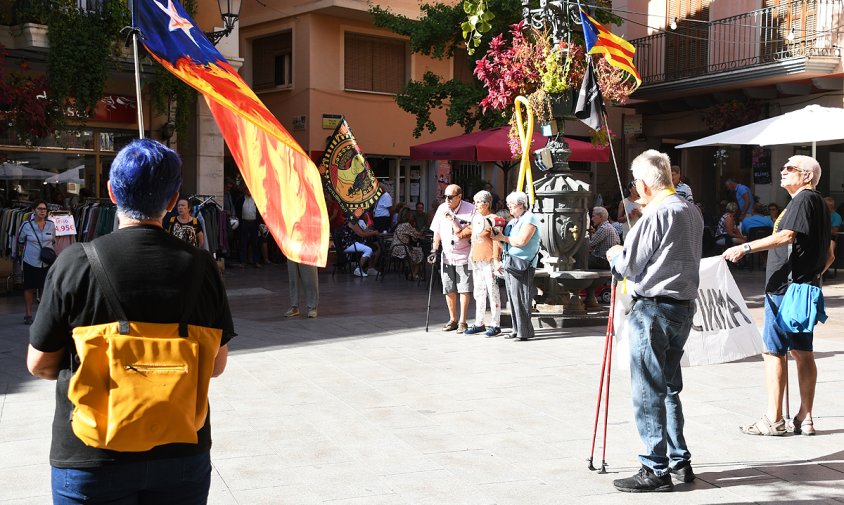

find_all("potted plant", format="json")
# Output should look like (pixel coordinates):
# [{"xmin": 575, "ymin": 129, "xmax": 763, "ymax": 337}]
[{"xmin": 474, "ymin": 21, "xmax": 636, "ymax": 156}]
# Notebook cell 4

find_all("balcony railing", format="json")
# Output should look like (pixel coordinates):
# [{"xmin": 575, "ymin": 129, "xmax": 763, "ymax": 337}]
[{"xmin": 631, "ymin": 0, "xmax": 842, "ymax": 86}]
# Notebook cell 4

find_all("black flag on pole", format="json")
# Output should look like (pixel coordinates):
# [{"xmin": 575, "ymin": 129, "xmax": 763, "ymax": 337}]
[{"xmin": 575, "ymin": 60, "xmax": 605, "ymax": 131}]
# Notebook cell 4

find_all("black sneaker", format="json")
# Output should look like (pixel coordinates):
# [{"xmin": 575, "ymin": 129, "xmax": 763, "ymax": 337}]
[
  {"xmin": 669, "ymin": 461, "xmax": 696, "ymax": 483},
  {"xmin": 613, "ymin": 466, "xmax": 673, "ymax": 493}
]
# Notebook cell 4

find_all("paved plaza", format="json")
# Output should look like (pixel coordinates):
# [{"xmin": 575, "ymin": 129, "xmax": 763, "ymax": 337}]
[{"xmin": 0, "ymin": 262, "xmax": 843, "ymax": 504}]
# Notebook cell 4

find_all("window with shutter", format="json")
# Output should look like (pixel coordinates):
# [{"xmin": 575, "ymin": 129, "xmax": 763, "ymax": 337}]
[
  {"xmin": 344, "ymin": 33, "xmax": 407, "ymax": 94},
  {"xmin": 253, "ymin": 31, "xmax": 293, "ymax": 90},
  {"xmin": 665, "ymin": 0, "xmax": 711, "ymax": 79},
  {"xmin": 761, "ymin": 0, "xmax": 817, "ymax": 60},
  {"xmin": 452, "ymin": 47, "xmax": 475, "ymax": 85}
]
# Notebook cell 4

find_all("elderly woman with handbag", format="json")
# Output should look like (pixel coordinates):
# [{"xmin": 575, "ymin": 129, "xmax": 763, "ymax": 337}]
[
  {"xmin": 16, "ymin": 200, "xmax": 56, "ymax": 324},
  {"xmin": 492, "ymin": 191, "xmax": 541, "ymax": 341}
]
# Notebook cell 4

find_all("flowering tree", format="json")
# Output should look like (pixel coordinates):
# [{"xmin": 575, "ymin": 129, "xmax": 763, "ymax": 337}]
[{"xmin": 370, "ymin": 1, "xmax": 631, "ymax": 145}]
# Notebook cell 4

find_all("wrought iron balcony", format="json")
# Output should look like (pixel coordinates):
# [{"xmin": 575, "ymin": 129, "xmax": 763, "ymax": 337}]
[{"xmin": 630, "ymin": 0, "xmax": 842, "ymax": 91}]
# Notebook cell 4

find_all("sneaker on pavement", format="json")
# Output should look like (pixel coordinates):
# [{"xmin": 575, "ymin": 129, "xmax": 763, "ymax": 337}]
[
  {"xmin": 353, "ymin": 267, "xmax": 368, "ymax": 277},
  {"xmin": 669, "ymin": 461, "xmax": 695, "ymax": 483},
  {"xmin": 613, "ymin": 466, "xmax": 673, "ymax": 493},
  {"xmin": 284, "ymin": 307, "xmax": 299, "ymax": 317},
  {"xmin": 463, "ymin": 325, "xmax": 486, "ymax": 335},
  {"xmin": 367, "ymin": 268, "xmax": 378, "ymax": 276},
  {"xmin": 485, "ymin": 326, "xmax": 501, "ymax": 337},
  {"xmin": 307, "ymin": 308, "xmax": 318, "ymax": 318},
  {"xmin": 456, "ymin": 322, "xmax": 469, "ymax": 334}
]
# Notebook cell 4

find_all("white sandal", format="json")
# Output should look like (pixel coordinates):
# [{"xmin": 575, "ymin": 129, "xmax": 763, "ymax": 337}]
[{"xmin": 739, "ymin": 414, "xmax": 786, "ymax": 436}]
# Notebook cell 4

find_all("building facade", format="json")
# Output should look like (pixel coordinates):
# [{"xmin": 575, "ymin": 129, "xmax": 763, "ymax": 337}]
[
  {"xmin": 0, "ymin": 0, "xmax": 237, "ymax": 207},
  {"xmin": 620, "ymin": 0, "xmax": 844, "ymax": 212}
]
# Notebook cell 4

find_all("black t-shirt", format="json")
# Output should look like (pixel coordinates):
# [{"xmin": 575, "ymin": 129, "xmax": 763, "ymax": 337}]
[
  {"xmin": 29, "ymin": 225, "xmax": 236, "ymax": 468},
  {"xmin": 765, "ymin": 189, "xmax": 831, "ymax": 294}
]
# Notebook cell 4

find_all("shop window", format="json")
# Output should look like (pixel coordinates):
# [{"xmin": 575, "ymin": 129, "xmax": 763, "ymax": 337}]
[
  {"xmin": 253, "ymin": 31, "xmax": 293, "ymax": 90},
  {"xmin": 344, "ymin": 33, "xmax": 407, "ymax": 94}
]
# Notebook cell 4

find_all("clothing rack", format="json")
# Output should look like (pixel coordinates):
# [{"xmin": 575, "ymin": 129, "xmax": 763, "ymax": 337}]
[{"xmin": 188, "ymin": 194, "xmax": 222, "ymax": 211}]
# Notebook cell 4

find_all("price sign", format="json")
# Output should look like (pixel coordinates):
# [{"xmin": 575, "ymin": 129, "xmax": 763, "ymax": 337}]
[{"xmin": 51, "ymin": 215, "xmax": 77, "ymax": 237}]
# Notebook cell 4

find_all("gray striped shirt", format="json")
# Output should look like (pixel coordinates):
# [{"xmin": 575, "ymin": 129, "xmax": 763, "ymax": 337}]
[{"xmin": 610, "ymin": 193, "xmax": 703, "ymax": 300}]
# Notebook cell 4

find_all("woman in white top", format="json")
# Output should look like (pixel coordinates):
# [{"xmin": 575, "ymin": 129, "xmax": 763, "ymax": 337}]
[
  {"xmin": 617, "ymin": 180, "xmax": 643, "ymax": 236},
  {"xmin": 16, "ymin": 200, "xmax": 56, "ymax": 324}
]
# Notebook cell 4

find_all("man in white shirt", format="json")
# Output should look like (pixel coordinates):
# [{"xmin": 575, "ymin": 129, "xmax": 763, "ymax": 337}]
[
  {"xmin": 238, "ymin": 186, "xmax": 261, "ymax": 267},
  {"xmin": 430, "ymin": 184, "xmax": 475, "ymax": 333},
  {"xmin": 373, "ymin": 184, "xmax": 393, "ymax": 232}
]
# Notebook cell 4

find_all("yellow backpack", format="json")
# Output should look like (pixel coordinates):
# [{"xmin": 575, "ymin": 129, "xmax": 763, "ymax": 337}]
[{"xmin": 67, "ymin": 242, "xmax": 222, "ymax": 452}]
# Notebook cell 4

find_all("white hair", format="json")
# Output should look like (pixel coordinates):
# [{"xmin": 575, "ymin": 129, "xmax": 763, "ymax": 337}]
[
  {"xmin": 787, "ymin": 155, "xmax": 821, "ymax": 187},
  {"xmin": 631, "ymin": 149, "xmax": 672, "ymax": 190},
  {"xmin": 506, "ymin": 191, "xmax": 529, "ymax": 208}
]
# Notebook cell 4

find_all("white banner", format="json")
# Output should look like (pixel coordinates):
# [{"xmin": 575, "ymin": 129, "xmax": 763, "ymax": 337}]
[{"xmin": 613, "ymin": 256, "xmax": 764, "ymax": 369}]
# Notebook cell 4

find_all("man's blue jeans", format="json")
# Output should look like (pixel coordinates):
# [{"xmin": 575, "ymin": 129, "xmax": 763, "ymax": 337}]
[
  {"xmin": 627, "ymin": 298, "xmax": 695, "ymax": 476},
  {"xmin": 52, "ymin": 452, "xmax": 211, "ymax": 504}
]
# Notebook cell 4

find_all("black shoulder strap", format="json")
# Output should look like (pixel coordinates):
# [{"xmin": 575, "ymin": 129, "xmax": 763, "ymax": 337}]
[
  {"xmin": 28, "ymin": 221, "xmax": 44, "ymax": 249},
  {"xmin": 82, "ymin": 242, "xmax": 130, "ymax": 335},
  {"xmin": 82, "ymin": 241, "xmax": 207, "ymax": 338}
]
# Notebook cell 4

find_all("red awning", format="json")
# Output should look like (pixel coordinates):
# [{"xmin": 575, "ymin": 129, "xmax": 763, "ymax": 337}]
[{"xmin": 409, "ymin": 126, "xmax": 609, "ymax": 163}]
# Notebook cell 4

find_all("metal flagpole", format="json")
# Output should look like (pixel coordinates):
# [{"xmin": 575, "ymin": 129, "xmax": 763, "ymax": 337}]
[{"xmin": 130, "ymin": 0, "xmax": 145, "ymax": 138}]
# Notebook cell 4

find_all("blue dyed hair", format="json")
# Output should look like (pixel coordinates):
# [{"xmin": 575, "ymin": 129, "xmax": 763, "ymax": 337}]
[{"xmin": 109, "ymin": 139, "xmax": 182, "ymax": 220}]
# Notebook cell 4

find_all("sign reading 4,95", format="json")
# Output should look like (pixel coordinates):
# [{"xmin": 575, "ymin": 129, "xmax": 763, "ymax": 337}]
[{"xmin": 51, "ymin": 215, "xmax": 77, "ymax": 237}]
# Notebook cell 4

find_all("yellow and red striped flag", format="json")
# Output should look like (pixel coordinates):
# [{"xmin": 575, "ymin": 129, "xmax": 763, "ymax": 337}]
[
  {"xmin": 578, "ymin": 7, "xmax": 642, "ymax": 90},
  {"xmin": 138, "ymin": 0, "xmax": 328, "ymax": 266}
]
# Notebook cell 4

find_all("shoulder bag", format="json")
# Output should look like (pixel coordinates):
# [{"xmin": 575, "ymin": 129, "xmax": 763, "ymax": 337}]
[
  {"xmin": 67, "ymin": 242, "xmax": 222, "ymax": 452},
  {"xmin": 29, "ymin": 221, "xmax": 57, "ymax": 266}
]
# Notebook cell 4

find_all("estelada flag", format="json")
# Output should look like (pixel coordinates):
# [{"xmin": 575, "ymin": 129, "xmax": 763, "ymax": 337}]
[
  {"xmin": 137, "ymin": 0, "xmax": 328, "ymax": 266},
  {"xmin": 578, "ymin": 7, "xmax": 642, "ymax": 90},
  {"xmin": 318, "ymin": 118, "xmax": 382, "ymax": 218}
]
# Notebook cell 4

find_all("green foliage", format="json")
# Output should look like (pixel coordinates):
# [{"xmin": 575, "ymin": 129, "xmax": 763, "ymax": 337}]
[
  {"xmin": 396, "ymin": 71, "xmax": 505, "ymax": 138},
  {"xmin": 46, "ymin": 0, "xmax": 130, "ymax": 119},
  {"xmin": 370, "ymin": 3, "xmax": 464, "ymax": 59},
  {"xmin": 461, "ymin": 0, "xmax": 494, "ymax": 55},
  {"xmin": 539, "ymin": 46, "xmax": 569, "ymax": 93}
]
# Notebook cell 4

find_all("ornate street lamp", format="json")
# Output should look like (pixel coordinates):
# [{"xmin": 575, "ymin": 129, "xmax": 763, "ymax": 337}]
[
  {"xmin": 521, "ymin": 0, "xmax": 596, "ymax": 315},
  {"xmin": 206, "ymin": 0, "xmax": 242, "ymax": 46}
]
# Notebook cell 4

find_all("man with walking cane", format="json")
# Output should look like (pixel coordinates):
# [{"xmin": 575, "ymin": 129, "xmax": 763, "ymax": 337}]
[
  {"xmin": 429, "ymin": 184, "xmax": 474, "ymax": 334},
  {"xmin": 723, "ymin": 155, "xmax": 834, "ymax": 437},
  {"xmin": 605, "ymin": 150, "xmax": 703, "ymax": 493}
]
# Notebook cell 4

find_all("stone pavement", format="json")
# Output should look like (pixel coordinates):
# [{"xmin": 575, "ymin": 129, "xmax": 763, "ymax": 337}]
[{"xmin": 0, "ymin": 261, "xmax": 842, "ymax": 504}]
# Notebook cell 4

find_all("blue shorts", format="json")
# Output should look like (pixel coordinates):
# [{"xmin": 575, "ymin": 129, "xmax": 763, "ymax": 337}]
[{"xmin": 762, "ymin": 293, "xmax": 814, "ymax": 354}]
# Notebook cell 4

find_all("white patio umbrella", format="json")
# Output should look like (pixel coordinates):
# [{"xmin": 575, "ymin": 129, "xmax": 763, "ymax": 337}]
[
  {"xmin": 676, "ymin": 104, "xmax": 844, "ymax": 157},
  {"xmin": 45, "ymin": 165, "xmax": 85, "ymax": 184},
  {"xmin": 0, "ymin": 162, "xmax": 55, "ymax": 180}
]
